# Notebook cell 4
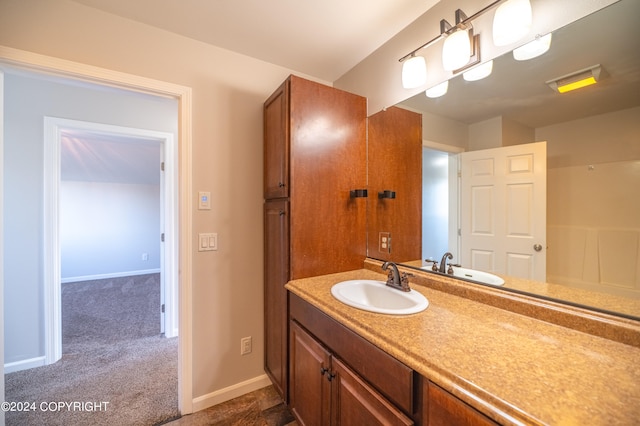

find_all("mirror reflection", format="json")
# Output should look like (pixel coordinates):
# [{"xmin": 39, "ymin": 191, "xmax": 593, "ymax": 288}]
[{"xmin": 385, "ymin": 0, "xmax": 640, "ymax": 319}]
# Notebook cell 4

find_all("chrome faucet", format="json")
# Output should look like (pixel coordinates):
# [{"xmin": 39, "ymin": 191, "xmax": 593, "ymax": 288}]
[
  {"xmin": 439, "ymin": 252, "xmax": 453, "ymax": 274},
  {"xmin": 381, "ymin": 261, "xmax": 411, "ymax": 292}
]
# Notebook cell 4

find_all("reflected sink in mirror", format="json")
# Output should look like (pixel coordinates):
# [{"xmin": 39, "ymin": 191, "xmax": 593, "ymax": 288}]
[
  {"xmin": 331, "ymin": 280, "xmax": 429, "ymax": 315},
  {"xmin": 422, "ymin": 266, "xmax": 505, "ymax": 286}
]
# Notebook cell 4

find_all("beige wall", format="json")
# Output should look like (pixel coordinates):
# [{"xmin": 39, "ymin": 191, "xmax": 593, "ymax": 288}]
[{"xmin": 0, "ymin": 0, "xmax": 325, "ymax": 405}]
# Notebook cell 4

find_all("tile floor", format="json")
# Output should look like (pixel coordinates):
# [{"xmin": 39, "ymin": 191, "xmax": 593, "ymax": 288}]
[{"xmin": 162, "ymin": 385, "xmax": 297, "ymax": 426}]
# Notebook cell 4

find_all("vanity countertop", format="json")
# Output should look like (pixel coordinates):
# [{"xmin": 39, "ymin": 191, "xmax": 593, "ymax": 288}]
[{"xmin": 285, "ymin": 268, "xmax": 640, "ymax": 426}]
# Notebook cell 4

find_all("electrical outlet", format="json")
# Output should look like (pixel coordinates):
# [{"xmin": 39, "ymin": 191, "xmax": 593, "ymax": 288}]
[
  {"xmin": 378, "ymin": 232, "xmax": 391, "ymax": 253},
  {"xmin": 241, "ymin": 336, "xmax": 252, "ymax": 355}
]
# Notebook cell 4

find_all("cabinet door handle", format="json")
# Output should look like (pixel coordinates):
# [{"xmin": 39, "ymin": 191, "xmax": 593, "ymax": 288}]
[
  {"xmin": 320, "ymin": 367, "xmax": 328, "ymax": 376},
  {"xmin": 327, "ymin": 372, "xmax": 336, "ymax": 382},
  {"xmin": 278, "ymin": 182, "xmax": 286, "ymax": 188}
]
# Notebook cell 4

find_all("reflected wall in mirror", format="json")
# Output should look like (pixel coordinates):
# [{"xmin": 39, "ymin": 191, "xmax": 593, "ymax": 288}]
[{"xmin": 375, "ymin": 0, "xmax": 640, "ymax": 319}]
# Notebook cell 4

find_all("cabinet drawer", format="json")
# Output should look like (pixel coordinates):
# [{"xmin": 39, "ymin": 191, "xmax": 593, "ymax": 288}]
[{"xmin": 290, "ymin": 293, "xmax": 414, "ymax": 414}]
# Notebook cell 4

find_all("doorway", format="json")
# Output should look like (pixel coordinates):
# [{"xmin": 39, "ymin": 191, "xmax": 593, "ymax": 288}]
[
  {"xmin": 43, "ymin": 118, "xmax": 178, "ymax": 365},
  {"xmin": 422, "ymin": 144, "xmax": 462, "ymax": 263},
  {"xmin": 0, "ymin": 46, "xmax": 194, "ymax": 415}
]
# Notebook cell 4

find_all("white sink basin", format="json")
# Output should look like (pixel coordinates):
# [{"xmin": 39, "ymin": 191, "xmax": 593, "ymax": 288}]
[
  {"xmin": 421, "ymin": 266, "xmax": 505, "ymax": 286},
  {"xmin": 451, "ymin": 267, "xmax": 505, "ymax": 286},
  {"xmin": 331, "ymin": 280, "xmax": 429, "ymax": 315}
]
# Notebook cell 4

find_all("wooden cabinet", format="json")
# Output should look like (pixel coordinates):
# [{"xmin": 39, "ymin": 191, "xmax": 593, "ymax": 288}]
[
  {"xmin": 424, "ymin": 381, "xmax": 498, "ymax": 426},
  {"xmin": 263, "ymin": 75, "xmax": 367, "ymax": 399},
  {"xmin": 264, "ymin": 80, "xmax": 289, "ymax": 200},
  {"xmin": 290, "ymin": 292, "xmax": 501, "ymax": 426},
  {"xmin": 289, "ymin": 321, "xmax": 332, "ymax": 425},
  {"xmin": 264, "ymin": 199, "xmax": 289, "ymax": 398},
  {"xmin": 290, "ymin": 294, "xmax": 415, "ymax": 425},
  {"xmin": 290, "ymin": 320, "xmax": 413, "ymax": 426},
  {"xmin": 368, "ymin": 106, "xmax": 422, "ymax": 263}
]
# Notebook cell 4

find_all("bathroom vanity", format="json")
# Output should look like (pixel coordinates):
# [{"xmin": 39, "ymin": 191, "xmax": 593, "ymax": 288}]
[{"xmin": 285, "ymin": 262, "xmax": 640, "ymax": 425}]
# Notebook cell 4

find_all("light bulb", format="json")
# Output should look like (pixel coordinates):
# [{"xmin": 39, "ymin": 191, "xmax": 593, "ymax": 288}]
[
  {"xmin": 463, "ymin": 60, "xmax": 493, "ymax": 81},
  {"xmin": 426, "ymin": 81, "xmax": 448, "ymax": 98},
  {"xmin": 513, "ymin": 33, "xmax": 552, "ymax": 61},
  {"xmin": 402, "ymin": 55, "xmax": 427, "ymax": 89},
  {"xmin": 442, "ymin": 29, "xmax": 471, "ymax": 71},
  {"xmin": 493, "ymin": 0, "xmax": 532, "ymax": 46}
]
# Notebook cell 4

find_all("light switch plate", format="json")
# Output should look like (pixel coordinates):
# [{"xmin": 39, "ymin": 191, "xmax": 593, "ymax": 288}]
[
  {"xmin": 198, "ymin": 191, "xmax": 211, "ymax": 210},
  {"xmin": 198, "ymin": 233, "xmax": 218, "ymax": 251}
]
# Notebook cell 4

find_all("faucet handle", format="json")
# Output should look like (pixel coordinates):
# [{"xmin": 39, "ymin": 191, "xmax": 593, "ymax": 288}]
[
  {"xmin": 400, "ymin": 272, "xmax": 413, "ymax": 291},
  {"xmin": 431, "ymin": 262, "xmax": 439, "ymax": 272}
]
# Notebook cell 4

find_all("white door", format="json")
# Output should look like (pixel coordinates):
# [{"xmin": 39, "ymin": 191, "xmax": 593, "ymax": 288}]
[{"xmin": 460, "ymin": 142, "xmax": 546, "ymax": 281}]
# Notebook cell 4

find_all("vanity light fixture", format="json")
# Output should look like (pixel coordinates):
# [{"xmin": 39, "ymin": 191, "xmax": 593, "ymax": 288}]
[
  {"xmin": 399, "ymin": 0, "xmax": 515, "ymax": 87},
  {"xmin": 440, "ymin": 9, "xmax": 481, "ymax": 72},
  {"xmin": 425, "ymin": 80, "xmax": 448, "ymax": 98},
  {"xmin": 402, "ymin": 54, "xmax": 427, "ymax": 89},
  {"xmin": 546, "ymin": 64, "xmax": 602, "ymax": 94},
  {"xmin": 492, "ymin": 0, "xmax": 532, "ymax": 46},
  {"xmin": 442, "ymin": 27, "xmax": 472, "ymax": 71},
  {"xmin": 463, "ymin": 60, "xmax": 494, "ymax": 81},
  {"xmin": 513, "ymin": 33, "xmax": 552, "ymax": 61}
]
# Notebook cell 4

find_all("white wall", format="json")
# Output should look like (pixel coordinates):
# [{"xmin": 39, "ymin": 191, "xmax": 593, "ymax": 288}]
[
  {"xmin": 539, "ymin": 106, "xmax": 640, "ymax": 297},
  {"xmin": 60, "ymin": 181, "xmax": 161, "ymax": 281},
  {"xmin": 3, "ymin": 72, "xmax": 176, "ymax": 366}
]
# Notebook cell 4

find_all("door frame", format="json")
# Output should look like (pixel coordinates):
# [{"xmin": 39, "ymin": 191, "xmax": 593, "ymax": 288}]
[
  {"xmin": 0, "ymin": 45, "xmax": 194, "ymax": 414},
  {"xmin": 44, "ymin": 118, "xmax": 179, "ymax": 367}
]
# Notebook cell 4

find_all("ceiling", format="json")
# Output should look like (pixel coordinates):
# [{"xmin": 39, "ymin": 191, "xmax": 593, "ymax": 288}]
[
  {"xmin": 61, "ymin": 131, "xmax": 161, "ymax": 185},
  {"xmin": 400, "ymin": 0, "xmax": 640, "ymax": 128},
  {"xmin": 70, "ymin": 0, "xmax": 440, "ymax": 82}
]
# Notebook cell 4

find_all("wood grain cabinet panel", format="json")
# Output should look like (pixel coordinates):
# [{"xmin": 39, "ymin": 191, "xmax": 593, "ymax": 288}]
[
  {"xmin": 264, "ymin": 200, "xmax": 289, "ymax": 397},
  {"xmin": 264, "ymin": 75, "xmax": 367, "ymax": 401},
  {"xmin": 264, "ymin": 80, "xmax": 289, "ymax": 200},
  {"xmin": 425, "ymin": 381, "xmax": 499, "ymax": 426},
  {"xmin": 290, "ymin": 321, "xmax": 331, "ymax": 426},
  {"xmin": 368, "ymin": 106, "xmax": 422, "ymax": 263}
]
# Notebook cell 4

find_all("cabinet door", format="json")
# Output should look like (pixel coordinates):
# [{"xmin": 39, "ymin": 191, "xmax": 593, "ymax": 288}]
[
  {"xmin": 427, "ymin": 382, "xmax": 498, "ymax": 426},
  {"xmin": 264, "ymin": 79, "xmax": 289, "ymax": 199},
  {"xmin": 332, "ymin": 357, "xmax": 413, "ymax": 426},
  {"xmin": 368, "ymin": 106, "xmax": 422, "ymax": 263},
  {"xmin": 290, "ymin": 321, "xmax": 332, "ymax": 426},
  {"xmin": 264, "ymin": 200, "xmax": 289, "ymax": 398},
  {"xmin": 289, "ymin": 75, "xmax": 367, "ymax": 279}
]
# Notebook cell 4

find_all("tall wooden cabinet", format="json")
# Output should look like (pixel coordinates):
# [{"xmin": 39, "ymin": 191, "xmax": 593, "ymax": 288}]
[
  {"xmin": 368, "ymin": 106, "xmax": 422, "ymax": 263},
  {"xmin": 263, "ymin": 75, "xmax": 367, "ymax": 399}
]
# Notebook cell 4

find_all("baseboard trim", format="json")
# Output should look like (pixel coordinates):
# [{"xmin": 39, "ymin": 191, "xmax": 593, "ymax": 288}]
[
  {"xmin": 61, "ymin": 269, "xmax": 161, "ymax": 284},
  {"xmin": 191, "ymin": 374, "xmax": 273, "ymax": 413},
  {"xmin": 4, "ymin": 356, "xmax": 46, "ymax": 374}
]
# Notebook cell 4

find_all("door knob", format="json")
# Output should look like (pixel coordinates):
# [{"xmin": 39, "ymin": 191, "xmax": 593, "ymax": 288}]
[{"xmin": 533, "ymin": 244, "xmax": 543, "ymax": 252}]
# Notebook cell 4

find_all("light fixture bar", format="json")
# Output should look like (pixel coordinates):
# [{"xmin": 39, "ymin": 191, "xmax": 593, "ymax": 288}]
[{"xmin": 399, "ymin": 0, "xmax": 504, "ymax": 63}]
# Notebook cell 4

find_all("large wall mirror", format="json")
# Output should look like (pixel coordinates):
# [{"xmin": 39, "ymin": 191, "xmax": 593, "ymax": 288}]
[{"xmin": 372, "ymin": 0, "xmax": 640, "ymax": 320}]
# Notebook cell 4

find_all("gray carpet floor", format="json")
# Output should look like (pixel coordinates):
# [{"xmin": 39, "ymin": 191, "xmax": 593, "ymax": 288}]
[{"xmin": 5, "ymin": 273, "xmax": 179, "ymax": 426}]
